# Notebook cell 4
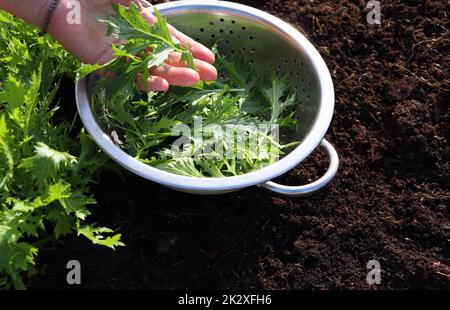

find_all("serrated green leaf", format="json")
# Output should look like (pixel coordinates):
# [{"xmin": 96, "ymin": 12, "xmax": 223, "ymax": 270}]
[
  {"xmin": 0, "ymin": 75, "xmax": 26, "ymax": 110},
  {"xmin": 26, "ymin": 143, "xmax": 77, "ymax": 187},
  {"xmin": 0, "ymin": 11, "xmax": 14, "ymax": 24},
  {"xmin": 0, "ymin": 12, "xmax": 120, "ymax": 290},
  {"xmin": 45, "ymin": 181, "xmax": 72, "ymax": 204},
  {"xmin": 146, "ymin": 45, "xmax": 174, "ymax": 69},
  {"xmin": 116, "ymin": 2, "xmax": 153, "ymax": 34},
  {"xmin": 0, "ymin": 114, "xmax": 7, "ymax": 139},
  {"xmin": 0, "ymin": 224, "xmax": 19, "ymax": 245},
  {"xmin": 77, "ymin": 224, "xmax": 125, "ymax": 249},
  {"xmin": 91, "ymin": 3, "xmax": 195, "ymax": 100},
  {"xmin": 60, "ymin": 192, "xmax": 96, "ymax": 220},
  {"xmin": 10, "ymin": 199, "xmax": 35, "ymax": 213},
  {"xmin": 77, "ymin": 63, "xmax": 105, "ymax": 80},
  {"xmin": 9, "ymin": 243, "xmax": 38, "ymax": 271},
  {"xmin": 0, "ymin": 119, "xmax": 14, "ymax": 190},
  {"xmin": 181, "ymin": 50, "xmax": 196, "ymax": 70},
  {"xmin": 47, "ymin": 208, "xmax": 73, "ymax": 239},
  {"xmin": 155, "ymin": 158, "xmax": 204, "ymax": 178},
  {"xmin": 152, "ymin": 7, "xmax": 172, "ymax": 43}
]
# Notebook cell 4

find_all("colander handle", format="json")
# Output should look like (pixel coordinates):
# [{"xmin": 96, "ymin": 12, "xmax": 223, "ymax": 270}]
[{"xmin": 261, "ymin": 139, "xmax": 339, "ymax": 197}]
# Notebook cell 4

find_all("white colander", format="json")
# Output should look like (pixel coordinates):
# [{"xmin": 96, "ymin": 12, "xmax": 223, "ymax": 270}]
[{"xmin": 75, "ymin": 0, "xmax": 339, "ymax": 196}]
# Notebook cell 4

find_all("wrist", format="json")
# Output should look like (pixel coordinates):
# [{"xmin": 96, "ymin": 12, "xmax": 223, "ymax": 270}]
[
  {"xmin": 47, "ymin": 0, "xmax": 69, "ymax": 37},
  {"xmin": 0, "ymin": 0, "xmax": 53, "ymax": 28}
]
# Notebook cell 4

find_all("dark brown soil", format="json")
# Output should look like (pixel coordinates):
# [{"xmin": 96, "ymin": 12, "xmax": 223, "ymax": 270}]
[{"xmin": 29, "ymin": 0, "xmax": 449, "ymax": 289}]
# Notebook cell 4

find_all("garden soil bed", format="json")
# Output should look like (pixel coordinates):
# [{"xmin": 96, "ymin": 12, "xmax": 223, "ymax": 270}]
[{"xmin": 29, "ymin": 0, "xmax": 449, "ymax": 289}]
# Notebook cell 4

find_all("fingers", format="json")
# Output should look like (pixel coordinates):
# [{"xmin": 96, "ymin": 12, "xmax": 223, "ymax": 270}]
[
  {"xmin": 165, "ymin": 52, "xmax": 217, "ymax": 81},
  {"xmin": 137, "ymin": 75, "xmax": 169, "ymax": 92},
  {"xmin": 118, "ymin": 1, "xmax": 217, "ymax": 91},
  {"xmin": 148, "ymin": 76, "xmax": 170, "ymax": 91},
  {"xmin": 137, "ymin": 2, "xmax": 216, "ymax": 65},
  {"xmin": 137, "ymin": 1, "xmax": 158, "ymax": 24},
  {"xmin": 150, "ymin": 65, "xmax": 200, "ymax": 86},
  {"xmin": 139, "ymin": 58, "xmax": 214, "ymax": 91},
  {"xmin": 168, "ymin": 26, "xmax": 216, "ymax": 65}
]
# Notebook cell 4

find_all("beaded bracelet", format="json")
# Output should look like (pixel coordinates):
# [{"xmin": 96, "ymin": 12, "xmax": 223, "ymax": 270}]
[{"xmin": 39, "ymin": 0, "xmax": 60, "ymax": 36}]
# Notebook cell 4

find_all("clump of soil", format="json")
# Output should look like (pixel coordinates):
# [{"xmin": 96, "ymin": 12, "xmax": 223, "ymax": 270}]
[{"xmin": 30, "ymin": 0, "xmax": 449, "ymax": 289}]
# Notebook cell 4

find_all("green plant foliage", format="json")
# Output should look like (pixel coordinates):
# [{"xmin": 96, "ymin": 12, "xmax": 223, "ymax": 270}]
[
  {"xmin": 0, "ymin": 11, "xmax": 123, "ymax": 290},
  {"xmin": 79, "ymin": 3, "xmax": 195, "ymax": 100},
  {"xmin": 0, "ymin": 2, "xmax": 301, "ymax": 289},
  {"xmin": 81, "ymin": 4, "xmax": 301, "ymax": 178}
]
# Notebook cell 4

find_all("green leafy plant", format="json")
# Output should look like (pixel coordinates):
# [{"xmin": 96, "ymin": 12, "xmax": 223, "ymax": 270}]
[
  {"xmin": 0, "ymin": 11, "xmax": 123, "ymax": 289},
  {"xmin": 81, "ymin": 4, "xmax": 301, "ymax": 178},
  {"xmin": 0, "ymin": 2, "xmax": 301, "ymax": 289},
  {"xmin": 79, "ymin": 3, "xmax": 195, "ymax": 100}
]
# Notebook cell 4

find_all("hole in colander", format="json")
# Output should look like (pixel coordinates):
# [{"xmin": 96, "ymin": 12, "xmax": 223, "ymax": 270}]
[
  {"xmin": 293, "ymin": 59, "xmax": 297, "ymax": 64},
  {"xmin": 250, "ymin": 48, "xmax": 256, "ymax": 53},
  {"xmin": 295, "ymin": 72, "xmax": 299, "ymax": 77},
  {"xmin": 277, "ymin": 66, "xmax": 281, "ymax": 71},
  {"xmin": 231, "ymin": 20, "xmax": 236, "ymax": 24},
  {"xmin": 242, "ymin": 47, "xmax": 246, "ymax": 52},
  {"xmin": 225, "ymin": 40, "xmax": 230, "ymax": 44},
  {"xmin": 209, "ymin": 21, "xmax": 214, "ymax": 26},
  {"xmin": 249, "ymin": 36, "xmax": 254, "ymax": 40},
  {"xmin": 211, "ymin": 34, "xmax": 216, "ymax": 39},
  {"xmin": 220, "ymin": 29, "xmax": 224, "ymax": 33},
  {"xmin": 284, "ymin": 59, "xmax": 289, "ymax": 64},
  {"xmin": 200, "ymin": 28, "xmax": 204, "ymax": 32},
  {"xmin": 229, "ymin": 30, "xmax": 234, "ymax": 34},
  {"xmin": 241, "ymin": 26, "xmax": 246, "ymax": 31},
  {"xmin": 220, "ymin": 18, "xmax": 225, "ymax": 22},
  {"xmin": 249, "ymin": 60, "xmax": 254, "ymax": 65}
]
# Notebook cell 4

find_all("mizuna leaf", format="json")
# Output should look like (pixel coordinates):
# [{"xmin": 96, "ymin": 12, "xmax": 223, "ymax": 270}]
[
  {"xmin": 0, "ymin": 13, "xmax": 122, "ymax": 289},
  {"xmin": 0, "ymin": 114, "xmax": 7, "ymax": 139},
  {"xmin": 82, "ymin": 3, "xmax": 196, "ymax": 100},
  {"xmin": 60, "ymin": 192, "xmax": 96, "ymax": 220},
  {"xmin": 77, "ymin": 224, "xmax": 125, "ymax": 250},
  {"xmin": 23, "ymin": 70, "xmax": 42, "ymax": 134},
  {"xmin": 181, "ymin": 50, "xmax": 196, "ymax": 70},
  {"xmin": 8, "ymin": 242, "xmax": 38, "ymax": 271},
  {"xmin": 0, "ymin": 75, "xmax": 26, "ymax": 110},
  {"xmin": 45, "ymin": 181, "xmax": 72, "ymax": 204},
  {"xmin": 0, "ymin": 115, "xmax": 14, "ymax": 190},
  {"xmin": 76, "ymin": 63, "xmax": 105, "ymax": 80},
  {"xmin": 25, "ymin": 143, "xmax": 77, "ymax": 187},
  {"xmin": 155, "ymin": 159, "xmax": 204, "ymax": 178},
  {"xmin": 152, "ymin": 7, "xmax": 172, "ymax": 43},
  {"xmin": 47, "ymin": 208, "xmax": 73, "ymax": 239},
  {"xmin": 146, "ymin": 45, "xmax": 174, "ymax": 69}
]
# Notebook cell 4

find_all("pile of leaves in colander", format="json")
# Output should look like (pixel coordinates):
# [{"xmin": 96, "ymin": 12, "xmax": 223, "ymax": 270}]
[{"xmin": 79, "ymin": 3, "xmax": 300, "ymax": 178}]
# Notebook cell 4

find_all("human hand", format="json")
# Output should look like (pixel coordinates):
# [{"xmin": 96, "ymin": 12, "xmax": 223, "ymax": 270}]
[{"xmin": 49, "ymin": 0, "xmax": 217, "ymax": 91}]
